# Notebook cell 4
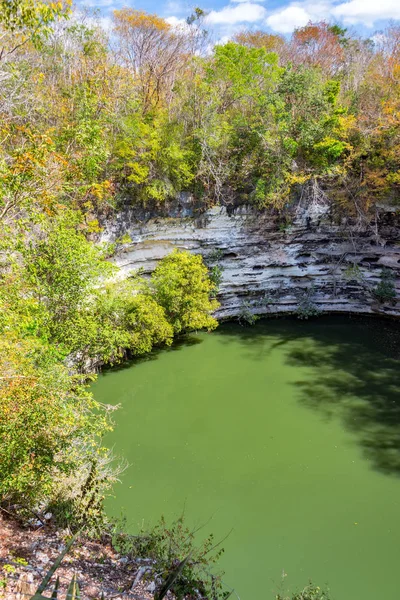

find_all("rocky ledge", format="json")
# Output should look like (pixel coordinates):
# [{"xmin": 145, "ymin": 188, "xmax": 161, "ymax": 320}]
[{"xmin": 101, "ymin": 200, "xmax": 400, "ymax": 320}]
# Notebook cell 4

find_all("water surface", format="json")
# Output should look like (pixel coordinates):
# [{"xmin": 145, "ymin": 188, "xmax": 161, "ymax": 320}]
[{"xmin": 92, "ymin": 316, "xmax": 400, "ymax": 600}]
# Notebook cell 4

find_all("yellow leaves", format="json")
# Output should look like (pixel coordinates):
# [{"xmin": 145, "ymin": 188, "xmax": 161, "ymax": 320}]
[
  {"xmin": 86, "ymin": 219, "xmax": 101, "ymax": 233},
  {"xmin": 113, "ymin": 8, "xmax": 170, "ymax": 33},
  {"xmin": 381, "ymin": 100, "xmax": 400, "ymax": 127},
  {"xmin": 392, "ymin": 64, "xmax": 400, "ymax": 81},
  {"xmin": 127, "ymin": 161, "xmax": 150, "ymax": 184},
  {"xmin": 234, "ymin": 30, "xmax": 284, "ymax": 52},
  {"xmin": 88, "ymin": 180, "xmax": 113, "ymax": 200},
  {"xmin": 387, "ymin": 170, "xmax": 400, "ymax": 186},
  {"xmin": 285, "ymin": 173, "xmax": 311, "ymax": 186},
  {"xmin": 336, "ymin": 114, "xmax": 356, "ymax": 136}
]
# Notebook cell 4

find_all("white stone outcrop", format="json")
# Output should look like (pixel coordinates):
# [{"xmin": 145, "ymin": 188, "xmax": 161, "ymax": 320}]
[{"xmin": 101, "ymin": 203, "xmax": 400, "ymax": 319}]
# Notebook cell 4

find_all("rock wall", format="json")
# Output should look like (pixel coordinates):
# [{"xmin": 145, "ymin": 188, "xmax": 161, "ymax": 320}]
[{"xmin": 101, "ymin": 202, "xmax": 400, "ymax": 319}]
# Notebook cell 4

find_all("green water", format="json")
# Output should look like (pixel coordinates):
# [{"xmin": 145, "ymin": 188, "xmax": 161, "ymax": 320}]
[{"xmin": 92, "ymin": 316, "xmax": 400, "ymax": 600}]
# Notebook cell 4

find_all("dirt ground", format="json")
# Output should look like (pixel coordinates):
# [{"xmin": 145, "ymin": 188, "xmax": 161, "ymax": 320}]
[{"xmin": 0, "ymin": 512, "xmax": 154, "ymax": 600}]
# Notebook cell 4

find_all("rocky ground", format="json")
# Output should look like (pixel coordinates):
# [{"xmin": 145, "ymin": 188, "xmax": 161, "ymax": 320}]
[{"xmin": 0, "ymin": 513, "xmax": 156, "ymax": 600}]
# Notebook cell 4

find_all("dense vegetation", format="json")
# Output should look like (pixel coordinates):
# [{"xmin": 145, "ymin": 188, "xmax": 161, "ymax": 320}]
[
  {"xmin": 0, "ymin": 0, "xmax": 221, "ymax": 516},
  {"xmin": 1, "ymin": 3, "xmax": 399, "ymax": 220},
  {"xmin": 0, "ymin": 1, "xmax": 399, "ymax": 596}
]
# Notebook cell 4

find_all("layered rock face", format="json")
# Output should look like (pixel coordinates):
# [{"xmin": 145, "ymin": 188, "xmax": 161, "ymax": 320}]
[{"xmin": 102, "ymin": 201, "xmax": 400, "ymax": 319}]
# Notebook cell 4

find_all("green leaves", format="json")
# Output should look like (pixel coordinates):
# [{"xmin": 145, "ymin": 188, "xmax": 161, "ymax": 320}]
[
  {"xmin": 0, "ymin": 332, "xmax": 110, "ymax": 508},
  {"xmin": 20, "ymin": 210, "xmax": 113, "ymax": 348},
  {"xmin": 113, "ymin": 112, "xmax": 194, "ymax": 203},
  {"xmin": 0, "ymin": 0, "xmax": 70, "ymax": 60},
  {"xmin": 151, "ymin": 249, "xmax": 219, "ymax": 334}
]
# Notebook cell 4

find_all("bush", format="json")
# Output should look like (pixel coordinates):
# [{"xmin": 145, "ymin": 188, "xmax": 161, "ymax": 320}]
[
  {"xmin": 238, "ymin": 301, "xmax": 259, "ymax": 326},
  {"xmin": 112, "ymin": 515, "xmax": 227, "ymax": 600},
  {"xmin": 373, "ymin": 268, "xmax": 396, "ymax": 304},
  {"xmin": 209, "ymin": 264, "xmax": 224, "ymax": 297},
  {"xmin": 296, "ymin": 287, "xmax": 320, "ymax": 319},
  {"xmin": 0, "ymin": 333, "xmax": 111, "ymax": 511},
  {"xmin": 151, "ymin": 250, "xmax": 219, "ymax": 334},
  {"xmin": 78, "ymin": 282, "xmax": 174, "ymax": 366}
]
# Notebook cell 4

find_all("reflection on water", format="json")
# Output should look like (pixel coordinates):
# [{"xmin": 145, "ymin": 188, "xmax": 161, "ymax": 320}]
[
  {"xmin": 92, "ymin": 316, "xmax": 400, "ymax": 600},
  {"xmin": 219, "ymin": 317, "xmax": 400, "ymax": 476}
]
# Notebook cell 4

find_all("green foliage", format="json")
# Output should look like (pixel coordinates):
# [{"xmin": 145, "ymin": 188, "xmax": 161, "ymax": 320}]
[
  {"xmin": 0, "ymin": 333, "xmax": 111, "ymax": 509},
  {"xmin": 151, "ymin": 249, "xmax": 219, "ymax": 334},
  {"xmin": 209, "ymin": 264, "xmax": 223, "ymax": 296},
  {"xmin": 22, "ymin": 210, "xmax": 113, "ymax": 348},
  {"xmin": 1, "ymin": 208, "xmax": 218, "ymax": 517},
  {"xmin": 296, "ymin": 287, "xmax": 321, "ymax": 319},
  {"xmin": 113, "ymin": 112, "xmax": 194, "ymax": 203},
  {"xmin": 112, "ymin": 515, "xmax": 227, "ymax": 600},
  {"xmin": 344, "ymin": 263, "xmax": 363, "ymax": 281},
  {"xmin": 238, "ymin": 301, "xmax": 259, "ymax": 326},
  {"xmin": 60, "ymin": 83, "xmax": 111, "ymax": 191},
  {"xmin": 276, "ymin": 583, "xmax": 330, "ymax": 600},
  {"xmin": 86, "ymin": 282, "xmax": 174, "ymax": 364},
  {"xmin": 0, "ymin": 0, "xmax": 69, "ymax": 53},
  {"xmin": 276, "ymin": 67, "xmax": 348, "ymax": 172},
  {"xmin": 373, "ymin": 268, "xmax": 397, "ymax": 304}
]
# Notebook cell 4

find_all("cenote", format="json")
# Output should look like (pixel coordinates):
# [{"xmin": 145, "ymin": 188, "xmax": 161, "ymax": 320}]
[{"xmin": 91, "ymin": 315, "xmax": 400, "ymax": 600}]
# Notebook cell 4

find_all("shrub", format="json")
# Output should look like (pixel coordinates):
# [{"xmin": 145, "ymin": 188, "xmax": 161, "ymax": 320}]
[
  {"xmin": 79, "ymin": 282, "xmax": 174, "ymax": 366},
  {"xmin": 296, "ymin": 287, "xmax": 320, "ymax": 319},
  {"xmin": 151, "ymin": 250, "xmax": 219, "ymax": 334},
  {"xmin": 209, "ymin": 264, "xmax": 224, "ymax": 296},
  {"xmin": 0, "ymin": 333, "xmax": 111, "ymax": 511},
  {"xmin": 112, "ymin": 515, "xmax": 227, "ymax": 600},
  {"xmin": 373, "ymin": 268, "xmax": 396, "ymax": 304},
  {"xmin": 238, "ymin": 301, "xmax": 259, "ymax": 325}
]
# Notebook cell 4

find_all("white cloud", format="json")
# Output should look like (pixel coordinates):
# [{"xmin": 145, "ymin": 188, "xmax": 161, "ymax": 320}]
[
  {"xmin": 266, "ymin": 5, "xmax": 311, "ymax": 32},
  {"xmin": 165, "ymin": 15, "xmax": 187, "ymax": 26},
  {"xmin": 332, "ymin": 0, "xmax": 400, "ymax": 25},
  {"xmin": 215, "ymin": 35, "xmax": 232, "ymax": 44},
  {"xmin": 166, "ymin": 0, "xmax": 400, "ymax": 37},
  {"xmin": 206, "ymin": 2, "xmax": 266, "ymax": 25}
]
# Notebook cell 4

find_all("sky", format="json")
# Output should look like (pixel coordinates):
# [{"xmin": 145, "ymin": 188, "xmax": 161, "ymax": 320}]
[{"xmin": 78, "ymin": 0, "xmax": 400, "ymax": 39}]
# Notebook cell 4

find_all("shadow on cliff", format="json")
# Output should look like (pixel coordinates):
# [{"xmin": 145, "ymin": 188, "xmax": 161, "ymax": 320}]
[{"xmin": 218, "ymin": 315, "xmax": 400, "ymax": 477}]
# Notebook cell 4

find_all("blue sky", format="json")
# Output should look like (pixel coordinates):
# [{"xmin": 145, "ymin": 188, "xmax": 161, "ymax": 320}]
[{"xmin": 78, "ymin": 0, "xmax": 400, "ymax": 39}]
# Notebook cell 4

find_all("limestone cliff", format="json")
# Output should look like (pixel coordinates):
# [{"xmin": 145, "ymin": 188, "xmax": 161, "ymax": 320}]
[{"xmin": 101, "ymin": 199, "xmax": 400, "ymax": 319}]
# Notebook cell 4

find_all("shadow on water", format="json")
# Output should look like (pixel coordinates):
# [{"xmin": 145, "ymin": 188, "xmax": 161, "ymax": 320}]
[
  {"xmin": 100, "ymin": 334, "xmax": 204, "ymax": 376},
  {"xmin": 218, "ymin": 315, "xmax": 400, "ymax": 477}
]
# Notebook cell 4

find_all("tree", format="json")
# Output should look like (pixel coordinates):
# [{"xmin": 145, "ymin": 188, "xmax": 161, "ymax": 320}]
[
  {"xmin": 0, "ymin": 332, "xmax": 110, "ymax": 509},
  {"xmin": 234, "ymin": 30, "xmax": 285, "ymax": 54},
  {"xmin": 113, "ymin": 9, "xmax": 190, "ymax": 113},
  {"xmin": 151, "ymin": 250, "xmax": 219, "ymax": 334},
  {"xmin": 82, "ymin": 282, "xmax": 174, "ymax": 365},
  {"xmin": 289, "ymin": 21, "xmax": 346, "ymax": 76},
  {"xmin": 21, "ymin": 210, "xmax": 113, "ymax": 348},
  {"xmin": 0, "ymin": 0, "xmax": 70, "ymax": 62}
]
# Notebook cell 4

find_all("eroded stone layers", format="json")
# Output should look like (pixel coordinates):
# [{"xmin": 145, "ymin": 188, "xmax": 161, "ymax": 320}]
[{"xmin": 102, "ymin": 203, "xmax": 400, "ymax": 319}]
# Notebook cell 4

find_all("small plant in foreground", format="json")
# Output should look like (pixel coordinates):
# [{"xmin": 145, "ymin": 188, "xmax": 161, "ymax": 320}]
[{"xmin": 112, "ymin": 515, "xmax": 228, "ymax": 599}]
